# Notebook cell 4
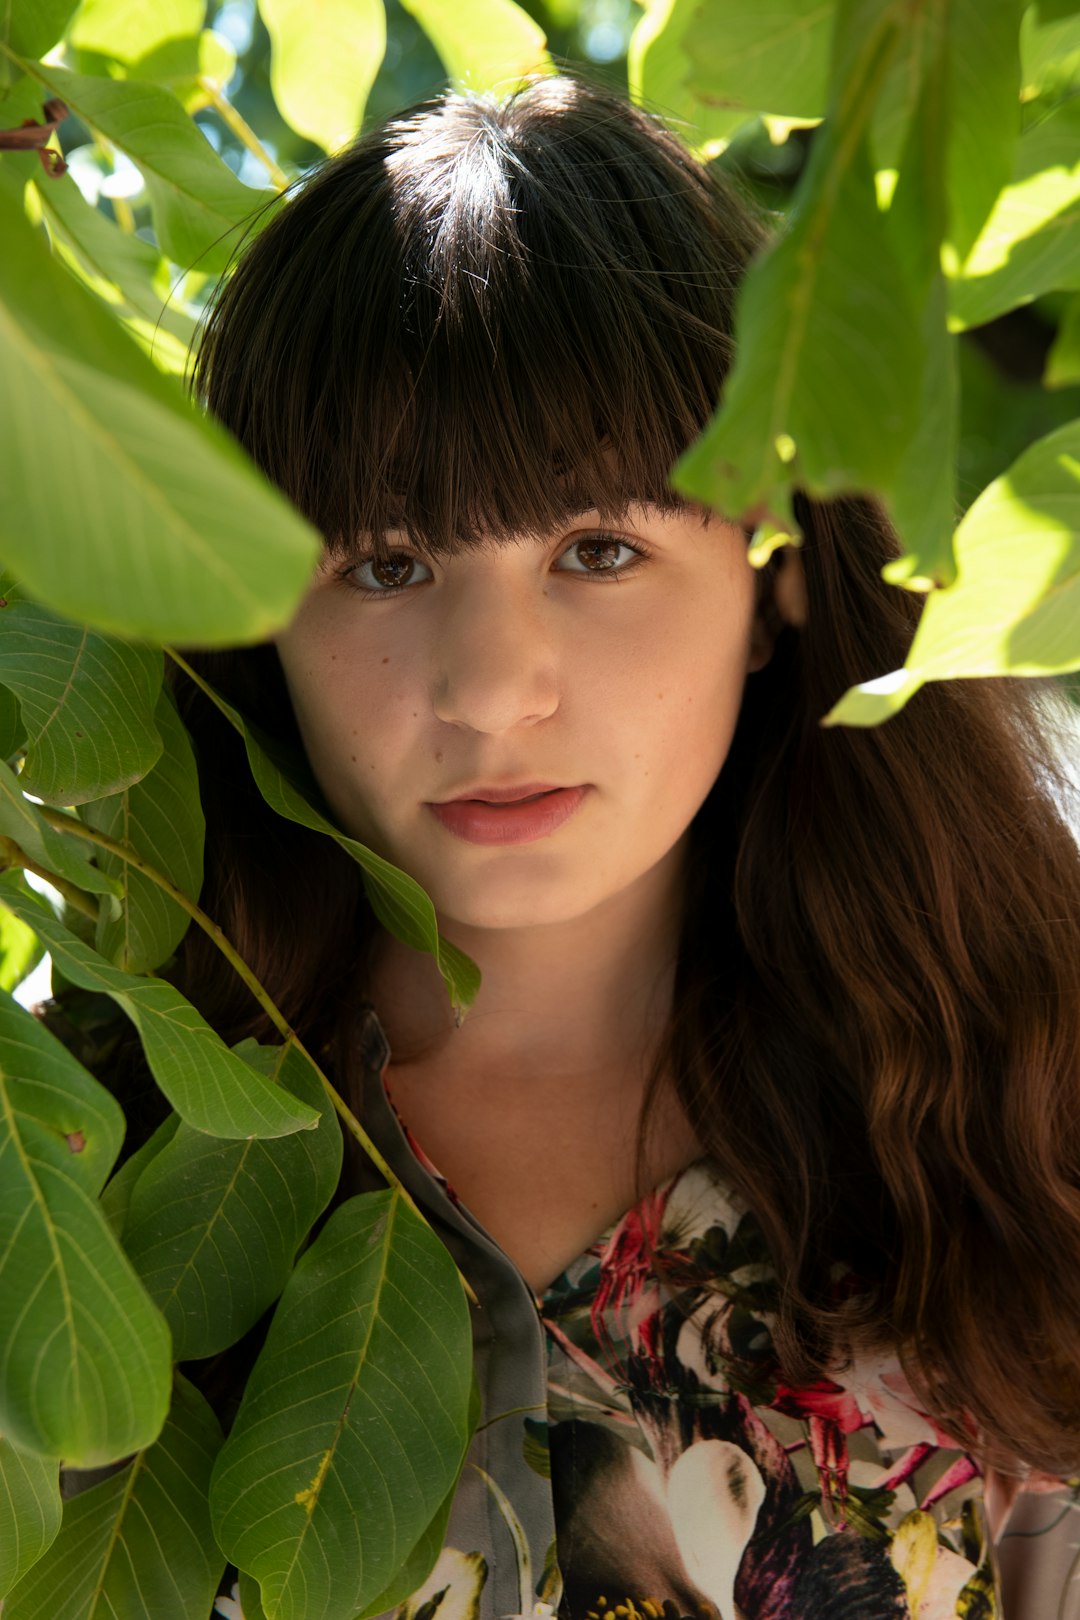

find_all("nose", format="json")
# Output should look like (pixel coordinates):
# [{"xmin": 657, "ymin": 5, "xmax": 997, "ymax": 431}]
[{"xmin": 431, "ymin": 570, "xmax": 559, "ymax": 733}]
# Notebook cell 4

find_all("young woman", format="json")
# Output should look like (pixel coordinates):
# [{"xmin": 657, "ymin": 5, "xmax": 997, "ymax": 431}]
[{"xmin": 177, "ymin": 74, "xmax": 1080, "ymax": 1620}]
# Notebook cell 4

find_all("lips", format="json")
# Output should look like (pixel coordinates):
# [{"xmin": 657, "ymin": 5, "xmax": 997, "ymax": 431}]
[
  {"xmin": 427, "ymin": 785, "xmax": 589, "ymax": 845},
  {"xmin": 437, "ymin": 782, "xmax": 566, "ymax": 805}
]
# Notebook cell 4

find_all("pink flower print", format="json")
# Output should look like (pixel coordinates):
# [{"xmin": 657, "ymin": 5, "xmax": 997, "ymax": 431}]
[
  {"xmin": 771, "ymin": 1380, "xmax": 866, "ymax": 1525},
  {"xmin": 590, "ymin": 1185, "xmax": 671, "ymax": 1358}
]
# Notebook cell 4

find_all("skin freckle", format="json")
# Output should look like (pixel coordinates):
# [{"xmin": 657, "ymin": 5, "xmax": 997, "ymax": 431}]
[{"xmin": 382, "ymin": 656, "xmax": 390, "ymax": 664}]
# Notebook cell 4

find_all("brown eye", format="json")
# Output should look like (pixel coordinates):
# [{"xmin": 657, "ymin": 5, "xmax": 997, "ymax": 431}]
[
  {"xmin": 348, "ymin": 552, "xmax": 433, "ymax": 592},
  {"xmin": 556, "ymin": 535, "xmax": 646, "ymax": 577}
]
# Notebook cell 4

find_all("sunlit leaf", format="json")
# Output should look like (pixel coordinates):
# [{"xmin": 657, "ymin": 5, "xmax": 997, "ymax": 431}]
[
  {"xmin": 0, "ymin": 760, "xmax": 121, "ymax": 901},
  {"xmin": 0, "ymin": 0, "xmax": 78, "ymax": 57},
  {"xmin": 0, "ymin": 883, "xmax": 320, "ymax": 1138},
  {"xmin": 675, "ymin": 0, "xmax": 919, "ymax": 532},
  {"xmin": 825, "ymin": 420, "xmax": 1080, "ymax": 725},
  {"xmin": 397, "ymin": 0, "xmax": 550, "ymax": 93},
  {"xmin": 944, "ymin": 0, "xmax": 1025, "ymax": 260},
  {"xmin": 173, "ymin": 662, "xmax": 481, "ymax": 1014},
  {"xmin": 949, "ymin": 100, "xmax": 1080, "ymax": 329},
  {"xmin": 85, "ymin": 683, "xmax": 204, "ymax": 973},
  {"xmin": 0, "ymin": 167, "xmax": 322, "ymax": 644},
  {"xmin": 210, "ymin": 1190, "xmax": 474, "ymax": 1620},
  {"xmin": 628, "ymin": 0, "xmax": 752, "ymax": 156},
  {"xmin": 1020, "ymin": 4, "xmax": 1080, "ymax": 101},
  {"xmin": 4, "ymin": 1375, "xmax": 225, "ymax": 1620},
  {"xmin": 18, "ymin": 61, "xmax": 273, "ymax": 276},
  {"xmin": 0, "ymin": 987, "xmax": 171, "ymax": 1463},
  {"xmin": 0, "ymin": 1439, "xmax": 61, "ymax": 1599},
  {"xmin": 258, "ymin": 0, "xmax": 385, "ymax": 153},
  {"xmin": 0, "ymin": 598, "xmax": 162, "ymax": 806},
  {"xmin": 123, "ymin": 1039, "xmax": 342, "ymax": 1358},
  {"xmin": 127, "ymin": 29, "xmax": 238, "ymax": 114},
  {"xmin": 682, "ymin": 0, "xmax": 833, "ymax": 119},
  {"xmin": 68, "ymin": 0, "xmax": 205, "ymax": 63},
  {"xmin": 0, "ymin": 875, "xmax": 46, "ymax": 994},
  {"xmin": 1046, "ymin": 293, "xmax": 1080, "ymax": 387}
]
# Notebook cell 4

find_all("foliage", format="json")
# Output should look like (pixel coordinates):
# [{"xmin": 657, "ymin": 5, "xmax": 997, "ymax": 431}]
[{"xmin": 0, "ymin": 0, "xmax": 1078, "ymax": 1614}]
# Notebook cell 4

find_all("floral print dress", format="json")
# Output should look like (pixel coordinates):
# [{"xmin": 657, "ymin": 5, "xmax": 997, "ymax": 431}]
[{"xmin": 217, "ymin": 1008, "xmax": 1077, "ymax": 1620}]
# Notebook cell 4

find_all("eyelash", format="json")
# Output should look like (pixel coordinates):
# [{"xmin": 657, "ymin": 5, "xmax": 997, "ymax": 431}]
[{"xmin": 333, "ymin": 534, "xmax": 653, "ymax": 597}]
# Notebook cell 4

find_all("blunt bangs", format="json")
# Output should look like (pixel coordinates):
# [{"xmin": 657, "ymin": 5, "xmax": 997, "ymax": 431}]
[{"xmin": 193, "ymin": 75, "xmax": 767, "ymax": 561}]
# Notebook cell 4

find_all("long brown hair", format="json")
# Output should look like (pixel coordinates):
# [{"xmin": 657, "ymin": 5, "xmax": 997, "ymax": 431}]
[{"xmin": 175, "ymin": 75, "xmax": 1080, "ymax": 1478}]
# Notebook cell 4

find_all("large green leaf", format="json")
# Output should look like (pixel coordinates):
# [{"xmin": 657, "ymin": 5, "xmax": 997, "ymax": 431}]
[
  {"xmin": 84, "ymin": 683, "xmax": 204, "ymax": 973},
  {"xmin": 397, "ymin": 0, "xmax": 550, "ymax": 92},
  {"xmin": 259, "ymin": 0, "xmax": 385, "ymax": 154},
  {"xmin": 4, "ymin": 1375, "xmax": 225, "ymax": 1620},
  {"xmin": 0, "ymin": 763, "xmax": 120, "ymax": 901},
  {"xmin": 1046, "ymin": 292, "xmax": 1080, "ymax": 388},
  {"xmin": 943, "ymin": 0, "xmax": 1024, "ymax": 260},
  {"xmin": 674, "ymin": 0, "xmax": 919, "ymax": 531},
  {"xmin": 30, "ymin": 170, "xmax": 198, "ymax": 376},
  {"xmin": 949, "ymin": 100, "xmax": 1080, "ymax": 329},
  {"xmin": 122, "ymin": 1038, "xmax": 342, "ymax": 1359},
  {"xmin": 0, "ymin": 598, "xmax": 162, "ymax": 805},
  {"xmin": 0, "ymin": 0, "xmax": 78, "ymax": 57},
  {"xmin": 825, "ymin": 419, "xmax": 1080, "ymax": 725},
  {"xmin": 68, "ymin": 0, "xmax": 206, "ymax": 62},
  {"xmin": 682, "ymin": 0, "xmax": 834, "ymax": 119},
  {"xmin": 0, "ymin": 1439, "xmax": 61, "ymax": 1598},
  {"xmin": 0, "ymin": 988, "xmax": 171, "ymax": 1463},
  {"xmin": 17, "ymin": 61, "xmax": 273, "ymax": 275},
  {"xmin": 628, "ymin": 0, "xmax": 755, "ymax": 155},
  {"xmin": 210, "ymin": 1190, "xmax": 474, "ymax": 1620},
  {"xmin": 173, "ymin": 662, "xmax": 481, "ymax": 1014},
  {"xmin": 0, "ymin": 883, "xmax": 320, "ymax": 1138},
  {"xmin": 98, "ymin": 1111, "xmax": 179, "ymax": 1236},
  {"xmin": 126, "ymin": 29, "xmax": 238, "ymax": 115},
  {"xmin": 1020, "ymin": 4, "xmax": 1080, "ymax": 101},
  {"xmin": 0, "ymin": 168, "xmax": 322, "ymax": 644}
]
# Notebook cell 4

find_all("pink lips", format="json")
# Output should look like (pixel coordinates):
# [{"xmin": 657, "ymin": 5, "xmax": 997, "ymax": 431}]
[{"xmin": 428, "ymin": 785, "xmax": 589, "ymax": 845}]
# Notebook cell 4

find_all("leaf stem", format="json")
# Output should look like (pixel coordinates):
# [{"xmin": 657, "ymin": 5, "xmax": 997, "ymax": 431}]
[
  {"xmin": 0, "ymin": 837, "xmax": 98, "ymax": 919},
  {"xmin": 33, "ymin": 805, "xmax": 478, "ymax": 1305},
  {"xmin": 205, "ymin": 86, "xmax": 290, "ymax": 192}
]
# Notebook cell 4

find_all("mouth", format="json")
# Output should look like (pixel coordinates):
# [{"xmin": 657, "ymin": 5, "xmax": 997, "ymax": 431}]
[{"xmin": 427, "ymin": 784, "xmax": 589, "ymax": 846}]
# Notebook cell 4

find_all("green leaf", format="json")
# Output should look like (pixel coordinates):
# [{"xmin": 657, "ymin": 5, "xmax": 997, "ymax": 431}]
[
  {"xmin": 30, "ymin": 170, "xmax": 198, "ymax": 376},
  {"xmin": 1046, "ymin": 293, "xmax": 1080, "ymax": 387},
  {"xmin": 122, "ymin": 1039, "xmax": 342, "ymax": 1359},
  {"xmin": 0, "ymin": 0, "xmax": 79, "ymax": 57},
  {"xmin": 175, "ymin": 664, "xmax": 481, "ymax": 1015},
  {"xmin": 0, "ymin": 168, "xmax": 322, "ymax": 644},
  {"xmin": 0, "ymin": 598, "xmax": 162, "ymax": 805},
  {"xmin": 19, "ymin": 61, "xmax": 273, "ymax": 276},
  {"xmin": 0, "ymin": 987, "xmax": 171, "ymax": 1463},
  {"xmin": 98, "ymin": 1111, "xmax": 179, "ymax": 1236},
  {"xmin": 0, "ymin": 884, "xmax": 320, "ymax": 1139},
  {"xmin": 259, "ymin": 0, "xmax": 386, "ymax": 153},
  {"xmin": 1020, "ymin": 4, "xmax": 1080, "ymax": 101},
  {"xmin": 825, "ymin": 419, "xmax": 1080, "ymax": 725},
  {"xmin": 675, "ymin": 0, "xmax": 919, "ymax": 530},
  {"xmin": 210, "ymin": 1189, "xmax": 474, "ymax": 1620},
  {"xmin": 351, "ymin": 1478, "xmax": 459, "ymax": 1620},
  {"xmin": 0, "ymin": 760, "xmax": 120, "ymax": 901},
  {"xmin": 949, "ymin": 100, "xmax": 1080, "ymax": 329},
  {"xmin": 397, "ymin": 0, "xmax": 550, "ymax": 93},
  {"xmin": 85, "ymin": 684, "xmax": 204, "ymax": 973},
  {"xmin": 0, "ymin": 683, "xmax": 24, "ymax": 759},
  {"xmin": 943, "ymin": 0, "xmax": 1025, "ymax": 260},
  {"xmin": 127, "ymin": 28, "xmax": 237, "ymax": 114},
  {"xmin": 4, "ymin": 1375, "xmax": 225, "ymax": 1620},
  {"xmin": 0, "ymin": 1439, "xmax": 61, "ymax": 1599},
  {"xmin": 68, "ymin": 0, "xmax": 206, "ymax": 63},
  {"xmin": 681, "ymin": 0, "xmax": 834, "ymax": 119},
  {"xmin": 0, "ymin": 874, "xmax": 46, "ymax": 994},
  {"xmin": 627, "ymin": 0, "xmax": 754, "ymax": 155}
]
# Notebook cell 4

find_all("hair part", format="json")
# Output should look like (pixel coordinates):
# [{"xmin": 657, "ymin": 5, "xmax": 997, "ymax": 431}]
[{"xmin": 177, "ymin": 75, "xmax": 1080, "ymax": 1480}]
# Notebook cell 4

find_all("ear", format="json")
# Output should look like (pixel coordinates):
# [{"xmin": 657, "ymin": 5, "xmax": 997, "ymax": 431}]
[{"xmin": 746, "ymin": 545, "xmax": 807, "ymax": 672}]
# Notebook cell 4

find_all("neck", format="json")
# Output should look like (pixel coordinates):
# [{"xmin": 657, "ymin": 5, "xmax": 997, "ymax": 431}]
[{"xmin": 367, "ymin": 837, "xmax": 688, "ymax": 1091}]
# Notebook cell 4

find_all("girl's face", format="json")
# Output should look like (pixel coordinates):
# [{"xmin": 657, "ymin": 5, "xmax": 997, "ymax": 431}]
[{"xmin": 275, "ymin": 504, "xmax": 773, "ymax": 933}]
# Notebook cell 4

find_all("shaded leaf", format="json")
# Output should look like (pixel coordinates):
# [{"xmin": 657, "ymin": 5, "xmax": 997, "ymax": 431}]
[
  {"xmin": 21, "ymin": 61, "xmax": 274, "ymax": 276},
  {"xmin": 397, "ymin": 0, "xmax": 550, "ymax": 93},
  {"xmin": 1020, "ymin": 4, "xmax": 1080, "ymax": 102},
  {"xmin": 123, "ymin": 1038, "xmax": 342, "ymax": 1359},
  {"xmin": 675, "ymin": 0, "xmax": 919, "ymax": 531},
  {"xmin": 0, "ymin": 759, "xmax": 120, "ymax": 901},
  {"xmin": 825, "ymin": 419, "xmax": 1080, "ymax": 725},
  {"xmin": 0, "ymin": 598, "xmax": 162, "ymax": 805},
  {"xmin": 944, "ymin": 0, "xmax": 1025, "ymax": 260},
  {"xmin": 210, "ymin": 1190, "xmax": 474, "ymax": 1620},
  {"xmin": 0, "ymin": 167, "xmax": 322, "ymax": 644},
  {"xmin": 176, "ymin": 666, "xmax": 481, "ymax": 1014},
  {"xmin": 0, "ymin": 883, "xmax": 319, "ymax": 1138},
  {"xmin": 0, "ymin": 0, "xmax": 78, "ymax": 57},
  {"xmin": 259, "ymin": 0, "xmax": 385, "ymax": 153},
  {"xmin": 85, "ymin": 683, "xmax": 204, "ymax": 973},
  {"xmin": 1046, "ymin": 292, "xmax": 1080, "ymax": 388},
  {"xmin": 98, "ymin": 1111, "xmax": 179, "ymax": 1237},
  {"xmin": 682, "ymin": 0, "xmax": 833, "ymax": 119},
  {"xmin": 4, "ymin": 1375, "xmax": 224, "ymax": 1620},
  {"xmin": 68, "ymin": 0, "xmax": 206, "ymax": 63},
  {"xmin": 949, "ymin": 99, "xmax": 1080, "ymax": 329},
  {"xmin": 0, "ymin": 987, "xmax": 171, "ymax": 1463},
  {"xmin": 628, "ymin": 0, "xmax": 753, "ymax": 156},
  {"xmin": 0, "ymin": 1439, "xmax": 61, "ymax": 1599}
]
